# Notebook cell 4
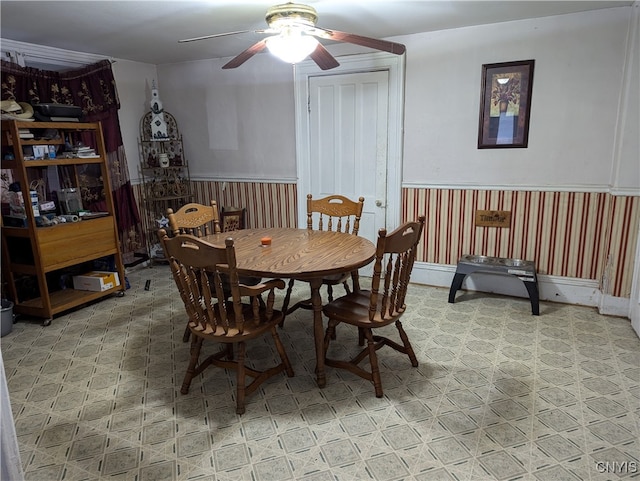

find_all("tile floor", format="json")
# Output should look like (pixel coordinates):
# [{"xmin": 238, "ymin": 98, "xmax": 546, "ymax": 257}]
[{"xmin": 1, "ymin": 264, "xmax": 639, "ymax": 481}]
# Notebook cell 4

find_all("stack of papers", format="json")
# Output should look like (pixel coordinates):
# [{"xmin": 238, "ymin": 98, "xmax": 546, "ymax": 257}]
[
  {"xmin": 50, "ymin": 116, "xmax": 79, "ymax": 122},
  {"xmin": 78, "ymin": 211, "xmax": 109, "ymax": 219},
  {"xmin": 75, "ymin": 146, "xmax": 98, "ymax": 158}
]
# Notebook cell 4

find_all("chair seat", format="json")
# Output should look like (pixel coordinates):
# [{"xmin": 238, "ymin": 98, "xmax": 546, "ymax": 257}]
[
  {"xmin": 322, "ymin": 273, "xmax": 349, "ymax": 284},
  {"xmin": 189, "ymin": 302, "xmax": 283, "ymax": 341},
  {"xmin": 218, "ymin": 274, "xmax": 262, "ymax": 295},
  {"xmin": 238, "ymin": 275, "xmax": 263, "ymax": 286},
  {"xmin": 322, "ymin": 290, "xmax": 404, "ymax": 327}
]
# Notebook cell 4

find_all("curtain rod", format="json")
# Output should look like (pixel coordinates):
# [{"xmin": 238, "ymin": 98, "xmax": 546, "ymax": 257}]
[{"xmin": 1, "ymin": 38, "xmax": 115, "ymax": 69}]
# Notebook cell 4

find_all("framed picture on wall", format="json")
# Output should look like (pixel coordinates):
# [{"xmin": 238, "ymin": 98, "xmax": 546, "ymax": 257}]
[{"xmin": 478, "ymin": 59, "xmax": 535, "ymax": 148}]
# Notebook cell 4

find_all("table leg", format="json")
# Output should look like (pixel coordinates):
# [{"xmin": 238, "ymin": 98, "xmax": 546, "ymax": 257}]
[{"xmin": 309, "ymin": 277, "xmax": 326, "ymax": 388}]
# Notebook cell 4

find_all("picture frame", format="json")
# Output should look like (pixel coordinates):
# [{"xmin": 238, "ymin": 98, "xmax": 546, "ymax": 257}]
[{"xmin": 478, "ymin": 59, "xmax": 535, "ymax": 149}]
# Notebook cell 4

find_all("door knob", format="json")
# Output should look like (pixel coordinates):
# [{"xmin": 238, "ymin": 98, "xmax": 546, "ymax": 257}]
[{"xmin": 375, "ymin": 200, "xmax": 383, "ymax": 207}]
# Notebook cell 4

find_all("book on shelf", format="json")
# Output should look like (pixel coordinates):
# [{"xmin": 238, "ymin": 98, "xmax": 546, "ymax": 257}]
[
  {"xmin": 73, "ymin": 145, "xmax": 98, "ymax": 158},
  {"xmin": 50, "ymin": 116, "xmax": 80, "ymax": 122}
]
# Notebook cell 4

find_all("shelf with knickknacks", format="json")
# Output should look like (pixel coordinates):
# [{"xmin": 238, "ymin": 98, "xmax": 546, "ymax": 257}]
[{"xmin": 137, "ymin": 81, "xmax": 193, "ymax": 262}]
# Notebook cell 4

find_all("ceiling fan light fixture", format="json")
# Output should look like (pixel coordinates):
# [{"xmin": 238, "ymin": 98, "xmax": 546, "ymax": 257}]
[
  {"xmin": 266, "ymin": 31, "xmax": 318, "ymax": 64},
  {"xmin": 182, "ymin": 2, "xmax": 405, "ymax": 70},
  {"xmin": 265, "ymin": 3, "xmax": 318, "ymax": 28}
]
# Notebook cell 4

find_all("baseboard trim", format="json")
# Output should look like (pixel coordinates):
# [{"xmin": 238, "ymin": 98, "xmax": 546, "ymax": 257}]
[
  {"xmin": 411, "ymin": 262, "xmax": 630, "ymax": 318},
  {"xmin": 599, "ymin": 294, "xmax": 632, "ymax": 318}
]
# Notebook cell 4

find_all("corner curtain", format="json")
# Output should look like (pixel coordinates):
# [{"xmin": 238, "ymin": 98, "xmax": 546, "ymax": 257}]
[{"xmin": 0, "ymin": 59, "xmax": 145, "ymax": 265}]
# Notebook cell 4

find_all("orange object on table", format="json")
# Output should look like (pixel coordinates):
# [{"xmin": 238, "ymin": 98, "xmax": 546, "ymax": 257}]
[{"xmin": 261, "ymin": 236, "xmax": 272, "ymax": 246}]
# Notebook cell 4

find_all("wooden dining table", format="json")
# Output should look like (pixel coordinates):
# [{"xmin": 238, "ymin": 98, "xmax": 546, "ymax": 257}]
[{"xmin": 202, "ymin": 227, "xmax": 376, "ymax": 387}]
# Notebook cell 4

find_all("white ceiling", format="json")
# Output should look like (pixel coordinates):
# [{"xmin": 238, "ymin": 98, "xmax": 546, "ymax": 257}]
[{"xmin": 0, "ymin": 1, "xmax": 632, "ymax": 66}]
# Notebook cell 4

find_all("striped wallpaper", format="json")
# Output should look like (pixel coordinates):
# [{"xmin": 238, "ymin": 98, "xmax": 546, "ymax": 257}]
[
  {"xmin": 403, "ymin": 188, "xmax": 639, "ymax": 298},
  {"xmin": 132, "ymin": 181, "xmax": 638, "ymax": 299},
  {"xmin": 190, "ymin": 181, "xmax": 298, "ymax": 229},
  {"xmin": 131, "ymin": 180, "xmax": 298, "ymax": 252}
]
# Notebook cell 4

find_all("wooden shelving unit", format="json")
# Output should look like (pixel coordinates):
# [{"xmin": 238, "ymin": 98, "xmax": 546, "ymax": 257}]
[{"xmin": 1, "ymin": 120, "xmax": 126, "ymax": 325}]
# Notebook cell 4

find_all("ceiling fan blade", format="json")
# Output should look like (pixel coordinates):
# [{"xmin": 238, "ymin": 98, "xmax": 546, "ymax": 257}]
[
  {"xmin": 309, "ymin": 43, "xmax": 340, "ymax": 70},
  {"xmin": 179, "ymin": 30, "xmax": 264, "ymax": 43},
  {"xmin": 316, "ymin": 28, "xmax": 406, "ymax": 55},
  {"xmin": 222, "ymin": 39, "xmax": 268, "ymax": 69}
]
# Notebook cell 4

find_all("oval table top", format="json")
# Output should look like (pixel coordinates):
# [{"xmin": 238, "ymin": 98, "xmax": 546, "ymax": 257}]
[{"xmin": 203, "ymin": 227, "xmax": 376, "ymax": 279}]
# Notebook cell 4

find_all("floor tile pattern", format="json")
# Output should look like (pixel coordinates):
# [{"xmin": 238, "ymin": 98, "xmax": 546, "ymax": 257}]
[{"xmin": 1, "ymin": 264, "xmax": 639, "ymax": 480}]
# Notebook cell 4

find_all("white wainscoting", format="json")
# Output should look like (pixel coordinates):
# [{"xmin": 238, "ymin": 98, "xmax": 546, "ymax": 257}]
[{"xmin": 410, "ymin": 261, "xmax": 630, "ymax": 318}]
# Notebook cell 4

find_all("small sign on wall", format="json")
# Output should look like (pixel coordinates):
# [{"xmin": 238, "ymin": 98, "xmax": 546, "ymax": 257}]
[{"xmin": 475, "ymin": 210, "xmax": 511, "ymax": 228}]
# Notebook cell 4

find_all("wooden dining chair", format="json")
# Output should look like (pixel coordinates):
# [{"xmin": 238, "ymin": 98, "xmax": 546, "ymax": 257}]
[
  {"xmin": 280, "ymin": 194, "xmax": 365, "ymax": 327},
  {"xmin": 167, "ymin": 201, "xmax": 221, "ymax": 237},
  {"xmin": 165, "ymin": 201, "xmax": 221, "ymax": 342},
  {"xmin": 159, "ymin": 230, "xmax": 294, "ymax": 415},
  {"xmin": 165, "ymin": 201, "xmax": 260, "ymax": 343},
  {"xmin": 322, "ymin": 216, "xmax": 425, "ymax": 397},
  {"xmin": 220, "ymin": 206, "xmax": 247, "ymax": 232}
]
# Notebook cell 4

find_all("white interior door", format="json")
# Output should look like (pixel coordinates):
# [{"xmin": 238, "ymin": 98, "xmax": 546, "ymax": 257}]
[
  {"xmin": 294, "ymin": 52, "xmax": 405, "ymax": 259},
  {"xmin": 307, "ymin": 71, "xmax": 388, "ymax": 246}
]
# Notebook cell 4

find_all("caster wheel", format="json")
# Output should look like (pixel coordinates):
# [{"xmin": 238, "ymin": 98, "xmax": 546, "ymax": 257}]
[
  {"xmin": 42, "ymin": 319, "xmax": 52, "ymax": 326},
  {"xmin": 116, "ymin": 291, "xmax": 125, "ymax": 297}
]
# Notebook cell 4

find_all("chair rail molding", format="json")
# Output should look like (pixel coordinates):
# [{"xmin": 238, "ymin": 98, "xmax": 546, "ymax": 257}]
[{"xmin": 402, "ymin": 181, "xmax": 639, "ymax": 195}]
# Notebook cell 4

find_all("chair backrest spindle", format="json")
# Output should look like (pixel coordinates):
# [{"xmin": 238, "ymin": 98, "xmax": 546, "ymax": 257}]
[
  {"xmin": 160, "ymin": 230, "xmax": 262, "ymax": 335},
  {"xmin": 369, "ymin": 216, "xmax": 425, "ymax": 322}
]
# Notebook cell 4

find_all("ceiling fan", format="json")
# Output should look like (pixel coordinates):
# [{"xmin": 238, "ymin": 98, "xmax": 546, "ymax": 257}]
[{"xmin": 179, "ymin": 2, "xmax": 406, "ymax": 70}]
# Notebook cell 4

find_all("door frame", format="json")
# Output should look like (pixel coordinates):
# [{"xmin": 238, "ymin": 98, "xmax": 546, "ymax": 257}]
[
  {"xmin": 631, "ymin": 224, "xmax": 640, "ymax": 337},
  {"xmin": 293, "ymin": 52, "xmax": 405, "ymax": 230}
]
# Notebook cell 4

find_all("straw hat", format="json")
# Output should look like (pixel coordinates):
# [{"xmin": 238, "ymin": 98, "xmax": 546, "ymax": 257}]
[
  {"xmin": 15, "ymin": 102, "xmax": 34, "ymax": 119},
  {"xmin": 0, "ymin": 100, "xmax": 34, "ymax": 120},
  {"xmin": 0, "ymin": 100, "xmax": 21, "ymax": 112}
]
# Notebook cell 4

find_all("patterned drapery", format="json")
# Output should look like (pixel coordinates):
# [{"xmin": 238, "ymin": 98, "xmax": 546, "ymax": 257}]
[{"xmin": 1, "ymin": 59, "xmax": 145, "ymax": 264}]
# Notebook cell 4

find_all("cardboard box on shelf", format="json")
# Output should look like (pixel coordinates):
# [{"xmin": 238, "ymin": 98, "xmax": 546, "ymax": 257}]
[{"xmin": 72, "ymin": 271, "xmax": 120, "ymax": 292}]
